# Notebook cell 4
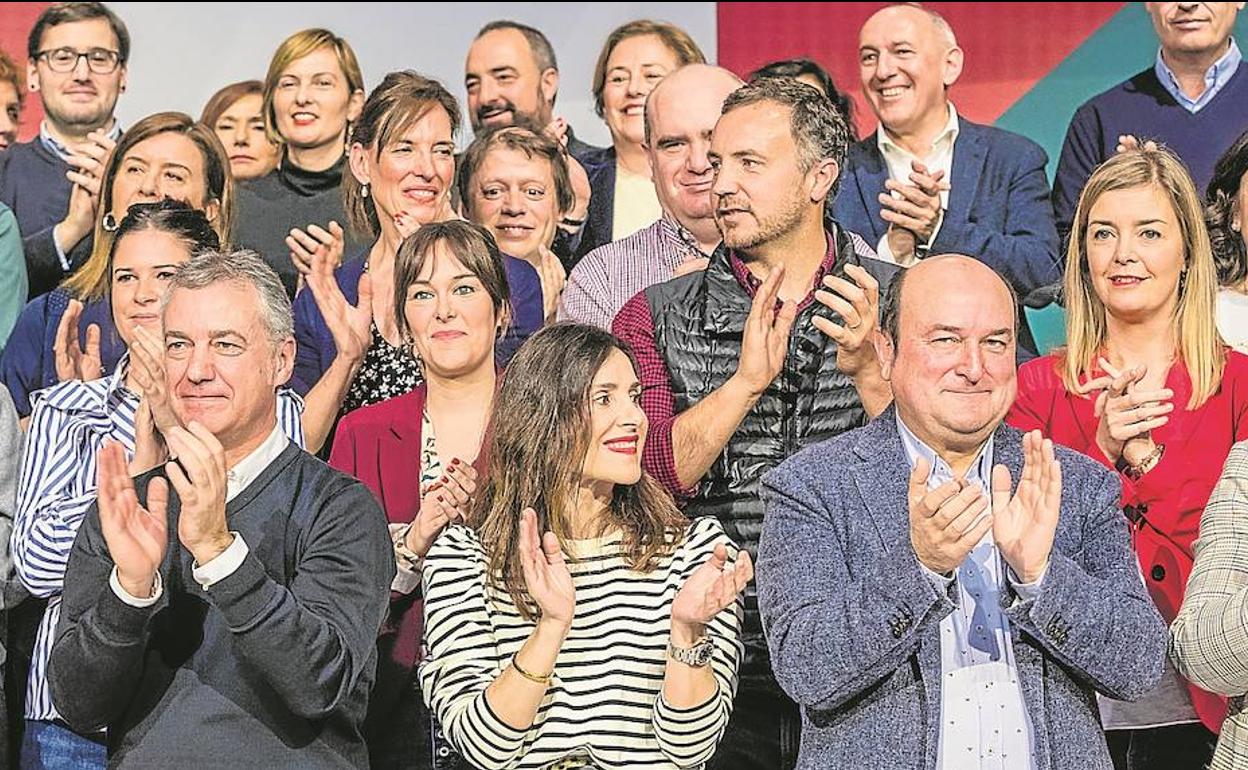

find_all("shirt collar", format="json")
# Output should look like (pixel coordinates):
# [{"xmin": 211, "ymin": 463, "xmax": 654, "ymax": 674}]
[
  {"xmin": 726, "ymin": 224, "xmax": 841, "ymax": 313},
  {"xmin": 877, "ymin": 102, "xmax": 960, "ymax": 160},
  {"xmin": 1154, "ymin": 38, "xmax": 1242, "ymax": 112},
  {"xmin": 39, "ymin": 120, "xmax": 123, "ymax": 161},
  {"xmin": 659, "ymin": 214, "xmax": 711, "ymax": 259},
  {"xmin": 895, "ymin": 411, "xmax": 995, "ymax": 492},
  {"xmin": 226, "ymin": 422, "xmax": 289, "ymax": 502}
]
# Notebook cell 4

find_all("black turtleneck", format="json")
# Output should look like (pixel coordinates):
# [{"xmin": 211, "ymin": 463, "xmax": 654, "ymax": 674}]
[{"xmin": 234, "ymin": 152, "xmax": 365, "ymax": 298}]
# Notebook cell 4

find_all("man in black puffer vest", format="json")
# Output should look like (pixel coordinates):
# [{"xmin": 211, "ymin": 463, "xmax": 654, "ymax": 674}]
[{"xmin": 613, "ymin": 78, "xmax": 898, "ymax": 770}]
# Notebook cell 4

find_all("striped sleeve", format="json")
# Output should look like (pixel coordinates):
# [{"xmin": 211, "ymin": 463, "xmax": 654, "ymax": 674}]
[
  {"xmin": 652, "ymin": 517, "xmax": 744, "ymax": 767},
  {"xmin": 276, "ymin": 387, "xmax": 306, "ymax": 448},
  {"xmin": 13, "ymin": 390, "xmax": 106, "ymax": 598},
  {"xmin": 419, "ymin": 526, "xmax": 527, "ymax": 768}
]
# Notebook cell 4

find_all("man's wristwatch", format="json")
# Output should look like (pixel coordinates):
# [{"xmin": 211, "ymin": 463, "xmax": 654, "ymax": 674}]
[{"xmin": 668, "ymin": 636, "xmax": 714, "ymax": 668}]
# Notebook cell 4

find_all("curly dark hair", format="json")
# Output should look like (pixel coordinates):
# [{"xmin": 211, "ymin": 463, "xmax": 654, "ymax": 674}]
[{"xmin": 1206, "ymin": 129, "xmax": 1248, "ymax": 289}]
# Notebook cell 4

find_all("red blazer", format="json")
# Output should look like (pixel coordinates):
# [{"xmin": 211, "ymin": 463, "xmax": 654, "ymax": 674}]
[{"xmin": 1009, "ymin": 351, "xmax": 1248, "ymax": 733}]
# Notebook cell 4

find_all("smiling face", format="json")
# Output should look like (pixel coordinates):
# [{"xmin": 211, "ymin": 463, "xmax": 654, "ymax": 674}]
[
  {"xmin": 111, "ymin": 229, "xmax": 192, "ymax": 348},
  {"xmin": 163, "ymin": 281, "xmax": 294, "ymax": 453},
  {"xmin": 465, "ymin": 27, "xmax": 556, "ymax": 131},
  {"xmin": 27, "ymin": 17, "xmax": 126, "ymax": 134},
  {"xmin": 709, "ymin": 100, "xmax": 813, "ymax": 252},
  {"xmin": 212, "ymin": 92, "xmax": 279, "ymax": 181},
  {"xmin": 857, "ymin": 5, "xmax": 961, "ymax": 138},
  {"xmin": 879, "ymin": 257, "xmax": 1017, "ymax": 456},
  {"xmin": 402, "ymin": 242, "xmax": 501, "ymax": 380},
  {"xmin": 469, "ymin": 146, "xmax": 559, "ymax": 260},
  {"xmin": 1147, "ymin": 2, "xmax": 1242, "ymax": 57},
  {"xmin": 351, "ymin": 104, "xmax": 456, "ymax": 229},
  {"xmin": 580, "ymin": 348, "xmax": 646, "ymax": 487},
  {"xmin": 646, "ymin": 66, "xmax": 741, "ymax": 227},
  {"xmin": 602, "ymin": 34, "xmax": 679, "ymax": 148},
  {"xmin": 109, "ymin": 132, "xmax": 219, "ymax": 226},
  {"xmin": 271, "ymin": 46, "xmax": 360, "ymax": 152},
  {"xmin": 1084, "ymin": 183, "xmax": 1186, "ymax": 325}
]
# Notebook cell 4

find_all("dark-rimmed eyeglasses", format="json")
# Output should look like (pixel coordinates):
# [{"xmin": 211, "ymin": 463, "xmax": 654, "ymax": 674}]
[{"xmin": 36, "ymin": 47, "xmax": 122, "ymax": 75}]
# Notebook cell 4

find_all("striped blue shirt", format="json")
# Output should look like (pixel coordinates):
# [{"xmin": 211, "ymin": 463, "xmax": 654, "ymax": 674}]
[{"xmin": 13, "ymin": 355, "xmax": 305, "ymax": 721}]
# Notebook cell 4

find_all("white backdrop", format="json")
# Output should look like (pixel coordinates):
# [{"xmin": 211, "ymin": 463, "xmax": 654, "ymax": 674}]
[{"xmin": 109, "ymin": 2, "xmax": 717, "ymax": 149}]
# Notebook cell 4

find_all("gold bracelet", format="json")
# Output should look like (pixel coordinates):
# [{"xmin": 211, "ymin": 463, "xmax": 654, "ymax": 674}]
[{"xmin": 511, "ymin": 655, "xmax": 553, "ymax": 686}]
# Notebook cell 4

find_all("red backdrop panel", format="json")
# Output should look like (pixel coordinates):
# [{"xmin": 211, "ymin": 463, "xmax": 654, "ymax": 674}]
[{"xmin": 717, "ymin": 2, "xmax": 1125, "ymax": 137}]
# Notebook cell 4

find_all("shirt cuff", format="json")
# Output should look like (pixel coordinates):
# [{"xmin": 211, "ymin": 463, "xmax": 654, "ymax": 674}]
[
  {"xmin": 1008, "ymin": 562, "xmax": 1048, "ymax": 603},
  {"xmin": 875, "ymin": 230, "xmax": 920, "ymax": 268},
  {"xmin": 919, "ymin": 561, "xmax": 955, "ymax": 593},
  {"xmin": 53, "ymin": 229, "xmax": 71, "ymax": 272},
  {"xmin": 192, "ymin": 533, "xmax": 249, "ymax": 589},
  {"xmin": 110, "ymin": 566, "xmax": 163, "ymax": 607}
]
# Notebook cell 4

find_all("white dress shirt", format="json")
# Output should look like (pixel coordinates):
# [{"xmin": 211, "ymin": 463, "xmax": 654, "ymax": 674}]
[{"xmin": 875, "ymin": 103, "xmax": 960, "ymax": 266}]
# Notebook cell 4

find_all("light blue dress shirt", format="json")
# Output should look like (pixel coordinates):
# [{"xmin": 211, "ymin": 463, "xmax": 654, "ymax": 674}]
[
  {"xmin": 1154, "ymin": 38, "xmax": 1242, "ymax": 113},
  {"xmin": 897, "ymin": 414, "xmax": 1039, "ymax": 769}
]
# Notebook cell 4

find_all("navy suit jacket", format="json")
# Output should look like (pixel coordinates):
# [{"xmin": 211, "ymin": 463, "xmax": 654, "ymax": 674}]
[
  {"xmin": 833, "ymin": 119, "xmax": 1061, "ymax": 302},
  {"xmin": 756, "ymin": 408, "xmax": 1167, "ymax": 769},
  {"xmin": 576, "ymin": 145, "xmax": 616, "ymax": 261}
]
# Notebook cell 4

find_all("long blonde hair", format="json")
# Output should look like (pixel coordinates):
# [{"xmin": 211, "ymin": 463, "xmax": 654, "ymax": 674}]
[{"xmin": 1061, "ymin": 147, "xmax": 1224, "ymax": 409}]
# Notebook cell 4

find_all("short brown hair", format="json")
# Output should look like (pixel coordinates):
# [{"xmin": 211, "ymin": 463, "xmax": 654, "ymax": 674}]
[
  {"xmin": 200, "ymin": 80, "xmax": 262, "ymax": 128},
  {"xmin": 28, "ymin": 2, "xmax": 130, "ymax": 63},
  {"xmin": 458, "ymin": 125, "xmax": 573, "ymax": 221},
  {"xmin": 64, "ymin": 112, "xmax": 234, "ymax": 301},
  {"xmin": 344, "ymin": 71, "xmax": 461, "ymax": 239},
  {"xmin": 592, "ymin": 20, "xmax": 705, "ymax": 119},
  {"xmin": 393, "ymin": 220, "xmax": 511, "ymax": 342},
  {"xmin": 261, "ymin": 28, "xmax": 364, "ymax": 146}
]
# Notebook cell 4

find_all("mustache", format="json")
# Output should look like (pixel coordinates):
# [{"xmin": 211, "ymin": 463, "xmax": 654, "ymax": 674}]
[{"xmin": 476, "ymin": 99, "xmax": 516, "ymax": 122}]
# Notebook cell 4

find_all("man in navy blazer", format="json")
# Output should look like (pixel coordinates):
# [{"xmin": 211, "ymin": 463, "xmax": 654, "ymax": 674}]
[
  {"xmin": 756, "ymin": 255, "xmax": 1166, "ymax": 769},
  {"xmin": 832, "ymin": 5, "xmax": 1059, "ymax": 354}
]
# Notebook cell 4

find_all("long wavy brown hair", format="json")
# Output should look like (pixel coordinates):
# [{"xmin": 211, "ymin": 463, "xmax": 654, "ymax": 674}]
[{"xmin": 474, "ymin": 324, "xmax": 687, "ymax": 621}]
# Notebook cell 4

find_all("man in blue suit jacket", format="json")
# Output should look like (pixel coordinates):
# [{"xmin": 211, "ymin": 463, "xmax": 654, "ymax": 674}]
[
  {"xmin": 757, "ymin": 255, "xmax": 1166, "ymax": 769},
  {"xmin": 832, "ymin": 5, "xmax": 1059, "ymax": 355}
]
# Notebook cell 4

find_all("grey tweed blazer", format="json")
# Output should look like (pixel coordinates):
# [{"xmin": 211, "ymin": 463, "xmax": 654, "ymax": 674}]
[{"xmin": 756, "ymin": 407, "xmax": 1167, "ymax": 770}]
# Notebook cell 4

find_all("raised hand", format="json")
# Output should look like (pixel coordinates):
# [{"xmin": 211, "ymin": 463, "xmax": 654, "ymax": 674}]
[
  {"xmin": 164, "ymin": 423, "xmax": 231, "ymax": 567},
  {"xmin": 813, "ymin": 263, "xmax": 881, "ymax": 377},
  {"xmin": 56, "ymin": 130, "xmax": 115, "ymax": 251},
  {"xmin": 306, "ymin": 240, "xmax": 373, "ymax": 365},
  {"xmin": 536, "ymin": 245, "xmax": 567, "ymax": 324},
  {"xmin": 732, "ymin": 266, "xmax": 798, "ymax": 397},
  {"xmin": 404, "ymin": 459, "xmax": 477, "ymax": 558},
  {"xmin": 130, "ymin": 324, "xmax": 180, "ymax": 433},
  {"xmin": 287, "ymin": 220, "xmax": 345, "ymax": 276},
  {"xmin": 880, "ymin": 162, "xmax": 946, "ymax": 260},
  {"xmin": 908, "ymin": 457, "xmax": 993, "ymax": 575},
  {"xmin": 53, "ymin": 299, "xmax": 103, "ymax": 381},
  {"xmin": 671, "ymin": 542, "xmax": 753, "ymax": 638},
  {"xmin": 992, "ymin": 431, "xmax": 1062, "ymax": 584},
  {"xmin": 1115, "ymin": 135, "xmax": 1159, "ymax": 154},
  {"xmin": 97, "ymin": 440, "xmax": 168, "ymax": 599},
  {"xmin": 519, "ymin": 508, "xmax": 575, "ymax": 628},
  {"xmin": 1092, "ymin": 358, "xmax": 1172, "ymax": 466}
]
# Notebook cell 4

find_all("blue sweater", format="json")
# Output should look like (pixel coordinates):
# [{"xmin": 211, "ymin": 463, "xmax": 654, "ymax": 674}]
[
  {"xmin": 0, "ymin": 289, "xmax": 124, "ymax": 417},
  {"xmin": 1053, "ymin": 63, "xmax": 1248, "ymax": 245},
  {"xmin": 0, "ymin": 139, "xmax": 93, "ymax": 298}
]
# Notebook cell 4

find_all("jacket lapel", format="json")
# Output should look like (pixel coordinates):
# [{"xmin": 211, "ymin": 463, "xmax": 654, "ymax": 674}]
[
  {"xmin": 945, "ymin": 120, "xmax": 987, "ymax": 234},
  {"xmin": 850, "ymin": 137, "xmax": 889, "ymax": 243},
  {"xmin": 850, "ymin": 407, "xmax": 911, "ymax": 549}
]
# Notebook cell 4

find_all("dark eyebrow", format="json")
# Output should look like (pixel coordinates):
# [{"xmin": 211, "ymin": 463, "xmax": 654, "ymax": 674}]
[
  {"xmin": 488, "ymin": 66, "xmax": 519, "ymax": 77},
  {"xmin": 411, "ymin": 273, "xmax": 478, "ymax": 285},
  {"xmin": 1090, "ymin": 218, "xmax": 1166, "ymax": 227}
]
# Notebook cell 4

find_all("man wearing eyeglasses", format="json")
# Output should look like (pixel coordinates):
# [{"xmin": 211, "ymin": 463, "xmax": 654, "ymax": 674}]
[{"xmin": 0, "ymin": 2, "xmax": 129, "ymax": 298}]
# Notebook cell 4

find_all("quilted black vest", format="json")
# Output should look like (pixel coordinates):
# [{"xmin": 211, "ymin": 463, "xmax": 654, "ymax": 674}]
[{"xmin": 644, "ymin": 226, "xmax": 897, "ymax": 687}]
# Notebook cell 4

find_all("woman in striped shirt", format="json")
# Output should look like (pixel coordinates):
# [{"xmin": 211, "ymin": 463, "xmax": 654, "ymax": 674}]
[
  {"xmin": 420, "ymin": 323, "xmax": 749, "ymax": 770},
  {"xmin": 12, "ymin": 201, "xmax": 305, "ymax": 767}
]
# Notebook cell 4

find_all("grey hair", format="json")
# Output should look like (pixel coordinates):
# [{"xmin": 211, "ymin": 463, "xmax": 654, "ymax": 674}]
[
  {"xmin": 162, "ymin": 249, "xmax": 294, "ymax": 347},
  {"xmin": 721, "ymin": 77, "xmax": 849, "ymax": 194}
]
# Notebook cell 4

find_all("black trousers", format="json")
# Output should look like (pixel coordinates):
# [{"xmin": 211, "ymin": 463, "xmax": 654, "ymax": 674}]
[
  {"xmin": 1106, "ymin": 723, "xmax": 1217, "ymax": 770},
  {"xmin": 707, "ymin": 683, "xmax": 801, "ymax": 770}
]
